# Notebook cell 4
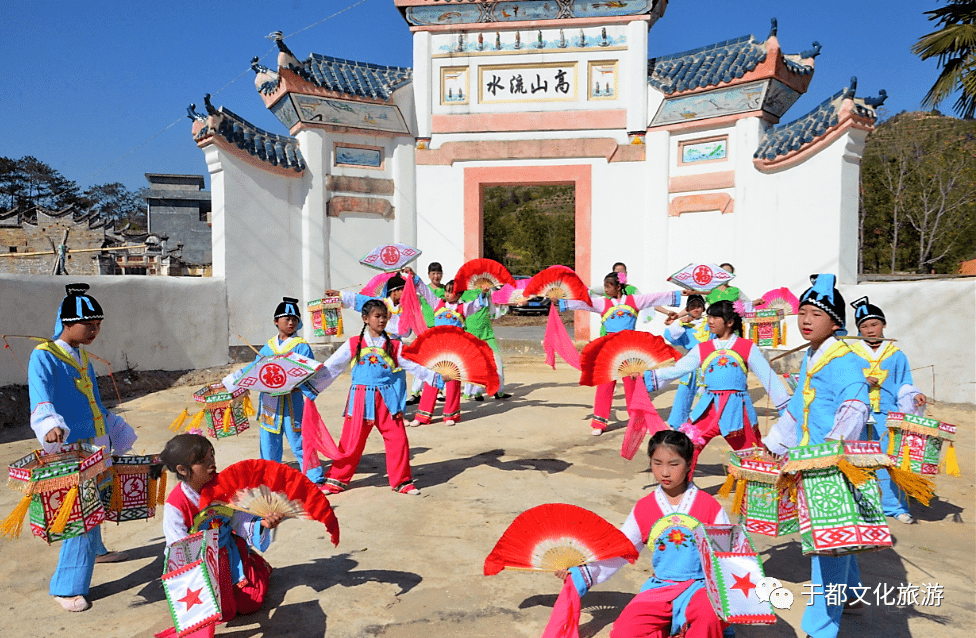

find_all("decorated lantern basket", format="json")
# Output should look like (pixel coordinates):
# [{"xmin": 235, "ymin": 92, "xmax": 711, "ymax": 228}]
[
  {"xmin": 742, "ymin": 309, "xmax": 786, "ymax": 347},
  {"xmin": 693, "ymin": 524, "xmax": 776, "ymax": 624},
  {"xmin": 886, "ymin": 412, "xmax": 959, "ymax": 477},
  {"xmin": 3, "ymin": 443, "xmax": 107, "ymax": 543},
  {"xmin": 100, "ymin": 453, "xmax": 166, "ymax": 523},
  {"xmin": 307, "ymin": 296, "xmax": 344, "ymax": 338},
  {"xmin": 722, "ymin": 449, "xmax": 798, "ymax": 537},
  {"xmin": 782, "ymin": 440, "xmax": 893, "ymax": 556},
  {"xmin": 192, "ymin": 384, "xmax": 251, "ymax": 439},
  {"xmin": 162, "ymin": 528, "xmax": 222, "ymax": 637}
]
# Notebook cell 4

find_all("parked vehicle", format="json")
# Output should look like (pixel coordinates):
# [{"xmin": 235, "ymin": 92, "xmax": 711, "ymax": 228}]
[{"xmin": 508, "ymin": 276, "xmax": 551, "ymax": 316}]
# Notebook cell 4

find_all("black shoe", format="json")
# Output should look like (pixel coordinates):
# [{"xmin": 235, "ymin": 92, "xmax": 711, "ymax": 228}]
[
  {"xmin": 493, "ymin": 393, "xmax": 512, "ymax": 400},
  {"xmin": 474, "ymin": 394, "xmax": 484, "ymax": 402},
  {"xmin": 405, "ymin": 394, "xmax": 421, "ymax": 406},
  {"xmin": 436, "ymin": 394, "xmax": 445, "ymax": 402}
]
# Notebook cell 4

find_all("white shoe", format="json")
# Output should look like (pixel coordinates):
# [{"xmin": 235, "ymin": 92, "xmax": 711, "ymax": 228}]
[
  {"xmin": 444, "ymin": 419, "xmax": 457, "ymax": 426},
  {"xmin": 591, "ymin": 428, "xmax": 603, "ymax": 436},
  {"xmin": 55, "ymin": 595, "xmax": 91, "ymax": 612},
  {"xmin": 894, "ymin": 513, "xmax": 916, "ymax": 524},
  {"xmin": 407, "ymin": 419, "xmax": 421, "ymax": 427}
]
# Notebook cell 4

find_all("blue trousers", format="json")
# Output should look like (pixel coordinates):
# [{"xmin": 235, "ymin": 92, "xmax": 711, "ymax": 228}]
[
  {"xmin": 872, "ymin": 423, "xmax": 910, "ymax": 516},
  {"xmin": 260, "ymin": 422, "xmax": 324, "ymax": 484},
  {"xmin": 802, "ymin": 554, "xmax": 860, "ymax": 638},
  {"xmin": 667, "ymin": 372, "xmax": 698, "ymax": 429},
  {"xmin": 49, "ymin": 526, "xmax": 107, "ymax": 596}
]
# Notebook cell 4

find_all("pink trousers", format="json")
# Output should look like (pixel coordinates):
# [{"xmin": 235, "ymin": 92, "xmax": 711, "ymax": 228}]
[
  {"xmin": 610, "ymin": 586, "xmax": 724, "ymax": 638},
  {"xmin": 591, "ymin": 377, "xmax": 636, "ymax": 430},
  {"xmin": 415, "ymin": 379, "xmax": 462, "ymax": 424},
  {"xmin": 325, "ymin": 391, "xmax": 412, "ymax": 489},
  {"xmin": 682, "ymin": 391, "xmax": 762, "ymax": 478}
]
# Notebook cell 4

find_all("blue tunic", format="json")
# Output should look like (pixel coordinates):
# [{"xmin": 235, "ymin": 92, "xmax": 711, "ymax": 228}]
[{"xmin": 255, "ymin": 336, "xmax": 316, "ymax": 435}]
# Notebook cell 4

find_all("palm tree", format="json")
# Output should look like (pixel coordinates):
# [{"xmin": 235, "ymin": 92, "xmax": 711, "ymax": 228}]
[{"xmin": 912, "ymin": 0, "xmax": 976, "ymax": 118}]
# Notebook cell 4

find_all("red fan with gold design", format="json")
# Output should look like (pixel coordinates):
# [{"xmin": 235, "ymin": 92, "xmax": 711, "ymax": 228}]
[
  {"xmin": 580, "ymin": 331, "xmax": 680, "ymax": 386},
  {"xmin": 401, "ymin": 326, "xmax": 500, "ymax": 395},
  {"xmin": 753, "ymin": 287, "xmax": 800, "ymax": 315},
  {"xmin": 484, "ymin": 503, "xmax": 639, "ymax": 575},
  {"xmin": 198, "ymin": 459, "xmax": 339, "ymax": 546},
  {"xmin": 453, "ymin": 258, "xmax": 516, "ymax": 293},
  {"xmin": 523, "ymin": 267, "xmax": 592, "ymax": 305}
]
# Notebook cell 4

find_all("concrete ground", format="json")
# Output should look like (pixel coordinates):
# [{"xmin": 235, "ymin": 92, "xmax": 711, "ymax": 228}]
[{"xmin": 0, "ymin": 356, "xmax": 972, "ymax": 638}]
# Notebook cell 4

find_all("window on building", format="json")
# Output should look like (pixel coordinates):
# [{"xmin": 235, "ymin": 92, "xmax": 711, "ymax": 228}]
[
  {"xmin": 8, "ymin": 247, "xmax": 16, "ymax": 253},
  {"xmin": 199, "ymin": 201, "xmax": 212, "ymax": 223}
]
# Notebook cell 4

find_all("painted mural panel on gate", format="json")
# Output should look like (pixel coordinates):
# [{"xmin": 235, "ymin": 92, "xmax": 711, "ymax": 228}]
[
  {"xmin": 651, "ymin": 81, "xmax": 765, "ymax": 126},
  {"xmin": 291, "ymin": 95, "xmax": 410, "ymax": 133}
]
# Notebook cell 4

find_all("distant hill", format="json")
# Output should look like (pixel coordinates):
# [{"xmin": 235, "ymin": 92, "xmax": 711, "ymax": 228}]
[{"xmin": 483, "ymin": 185, "xmax": 575, "ymax": 276}]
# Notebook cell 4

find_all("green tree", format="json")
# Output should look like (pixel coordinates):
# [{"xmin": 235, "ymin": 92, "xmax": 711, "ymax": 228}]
[
  {"xmin": 83, "ymin": 182, "xmax": 145, "ymax": 228},
  {"xmin": 912, "ymin": 0, "xmax": 976, "ymax": 118}
]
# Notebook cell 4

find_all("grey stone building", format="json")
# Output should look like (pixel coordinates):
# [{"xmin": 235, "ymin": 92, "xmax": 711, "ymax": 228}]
[{"xmin": 145, "ymin": 174, "xmax": 212, "ymax": 266}]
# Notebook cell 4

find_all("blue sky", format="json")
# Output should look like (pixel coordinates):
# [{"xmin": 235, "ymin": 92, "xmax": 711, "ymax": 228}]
[{"xmin": 1, "ymin": 0, "xmax": 944, "ymax": 194}]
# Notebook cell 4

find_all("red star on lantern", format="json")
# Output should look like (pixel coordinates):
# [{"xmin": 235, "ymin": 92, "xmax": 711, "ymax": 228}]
[
  {"xmin": 730, "ymin": 572, "xmax": 756, "ymax": 597},
  {"xmin": 179, "ymin": 586, "xmax": 204, "ymax": 610}
]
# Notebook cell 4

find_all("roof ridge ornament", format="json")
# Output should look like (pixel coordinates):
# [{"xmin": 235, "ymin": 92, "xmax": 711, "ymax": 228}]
[
  {"xmin": 845, "ymin": 77, "xmax": 857, "ymax": 100},
  {"xmin": 768, "ymin": 17, "xmax": 777, "ymax": 39},
  {"xmin": 801, "ymin": 41, "xmax": 822, "ymax": 59},
  {"xmin": 268, "ymin": 31, "xmax": 302, "ymax": 71},
  {"xmin": 203, "ymin": 94, "xmax": 218, "ymax": 116},
  {"xmin": 863, "ymin": 89, "xmax": 887, "ymax": 108}
]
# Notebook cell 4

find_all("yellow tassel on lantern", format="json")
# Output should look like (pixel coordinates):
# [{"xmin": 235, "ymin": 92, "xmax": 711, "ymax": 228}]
[
  {"xmin": 717, "ymin": 473, "xmax": 736, "ymax": 499},
  {"xmin": 50, "ymin": 486, "xmax": 79, "ymax": 535},
  {"xmin": 222, "ymin": 404, "xmax": 232, "ymax": 433},
  {"xmin": 168, "ymin": 408, "xmax": 189, "ymax": 432},
  {"xmin": 838, "ymin": 459, "xmax": 872, "ymax": 487},
  {"xmin": 731, "ymin": 478, "xmax": 747, "ymax": 515},
  {"xmin": 155, "ymin": 470, "xmax": 168, "ymax": 506},
  {"xmin": 109, "ymin": 470, "xmax": 123, "ymax": 512},
  {"xmin": 943, "ymin": 442, "xmax": 960, "ymax": 477},
  {"xmin": 886, "ymin": 429, "xmax": 897, "ymax": 457},
  {"xmin": 0, "ymin": 494, "xmax": 32, "ymax": 539},
  {"xmin": 888, "ymin": 466, "xmax": 935, "ymax": 507},
  {"xmin": 185, "ymin": 410, "xmax": 205, "ymax": 433},
  {"xmin": 900, "ymin": 444, "xmax": 912, "ymax": 473},
  {"xmin": 242, "ymin": 395, "xmax": 256, "ymax": 417}
]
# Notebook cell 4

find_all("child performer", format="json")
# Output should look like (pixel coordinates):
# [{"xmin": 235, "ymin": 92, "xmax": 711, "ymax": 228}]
[
  {"xmin": 307, "ymin": 299, "xmax": 446, "ymax": 494},
  {"xmin": 27, "ymin": 283, "xmax": 137, "ymax": 612},
  {"xmin": 224, "ymin": 297, "xmax": 323, "ymax": 485},
  {"xmin": 327, "ymin": 268, "xmax": 435, "ymax": 341},
  {"xmin": 764, "ymin": 274, "xmax": 870, "ymax": 638},
  {"xmin": 408, "ymin": 262, "xmax": 448, "ymax": 405},
  {"xmin": 159, "ymin": 433, "xmax": 281, "ymax": 623},
  {"xmin": 849, "ymin": 296, "xmax": 926, "ymax": 524},
  {"xmin": 565, "ymin": 272, "xmax": 684, "ymax": 435},
  {"xmin": 410, "ymin": 280, "xmax": 489, "ymax": 426},
  {"xmin": 644, "ymin": 300, "xmax": 790, "ymax": 476},
  {"xmin": 596, "ymin": 262, "xmax": 640, "ymax": 336},
  {"xmin": 463, "ymin": 287, "xmax": 512, "ymax": 402},
  {"xmin": 662, "ymin": 295, "xmax": 709, "ymax": 429},
  {"xmin": 557, "ymin": 430, "xmax": 730, "ymax": 637}
]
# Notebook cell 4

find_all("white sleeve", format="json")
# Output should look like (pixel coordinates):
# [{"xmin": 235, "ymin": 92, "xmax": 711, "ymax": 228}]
[
  {"xmin": 650, "ymin": 348, "xmax": 702, "ymax": 388},
  {"xmin": 340, "ymin": 291, "xmax": 359, "ymax": 308},
  {"xmin": 163, "ymin": 502, "xmax": 191, "ymax": 546},
  {"xmin": 747, "ymin": 346, "xmax": 791, "ymax": 411},
  {"xmin": 826, "ymin": 400, "xmax": 869, "ymax": 441},
  {"xmin": 713, "ymin": 507, "xmax": 731, "ymax": 525},
  {"xmin": 105, "ymin": 412, "xmax": 137, "ymax": 455},
  {"xmin": 307, "ymin": 341, "xmax": 354, "ymax": 393},
  {"xmin": 564, "ymin": 299, "xmax": 600, "ymax": 313},
  {"xmin": 665, "ymin": 323, "xmax": 689, "ymax": 341},
  {"xmin": 632, "ymin": 291, "xmax": 681, "ymax": 310},
  {"xmin": 580, "ymin": 509, "xmax": 644, "ymax": 588},
  {"xmin": 221, "ymin": 367, "xmax": 247, "ymax": 391},
  {"xmin": 397, "ymin": 343, "xmax": 441, "ymax": 386},
  {"xmin": 897, "ymin": 384, "xmax": 925, "ymax": 417},
  {"xmin": 414, "ymin": 278, "xmax": 438, "ymax": 307},
  {"xmin": 764, "ymin": 411, "xmax": 798, "ymax": 455},
  {"xmin": 30, "ymin": 402, "xmax": 70, "ymax": 454}
]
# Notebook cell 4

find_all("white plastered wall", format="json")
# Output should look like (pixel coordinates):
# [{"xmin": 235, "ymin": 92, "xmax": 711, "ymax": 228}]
[{"xmin": 206, "ymin": 144, "xmax": 307, "ymax": 348}]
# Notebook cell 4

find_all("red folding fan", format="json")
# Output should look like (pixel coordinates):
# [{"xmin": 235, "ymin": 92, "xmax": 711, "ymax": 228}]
[
  {"xmin": 579, "ymin": 331, "xmax": 680, "ymax": 386},
  {"xmin": 754, "ymin": 287, "xmax": 800, "ymax": 315},
  {"xmin": 401, "ymin": 326, "xmax": 500, "ymax": 395},
  {"xmin": 484, "ymin": 503, "xmax": 639, "ymax": 575},
  {"xmin": 361, "ymin": 271, "xmax": 395, "ymax": 297},
  {"xmin": 454, "ymin": 258, "xmax": 516, "ymax": 293},
  {"xmin": 523, "ymin": 267, "xmax": 592, "ymax": 305},
  {"xmin": 199, "ymin": 459, "xmax": 339, "ymax": 546}
]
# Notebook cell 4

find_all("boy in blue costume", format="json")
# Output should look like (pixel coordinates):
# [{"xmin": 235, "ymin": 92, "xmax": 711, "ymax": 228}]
[
  {"xmin": 28, "ymin": 283, "xmax": 137, "ymax": 612},
  {"xmin": 662, "ymin": 294, "xmax": 709, "ymax": 429},
  {"xmin": 224, "ymin": 297, "xmax": 323, "ymax": 484},
  {"xmin": 764, "ymin": 274, "xmax": 870, "ymax": 638},
  {"xmin": 848, "ymin": 296, "xmax": 926, "ymax": 524}
]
